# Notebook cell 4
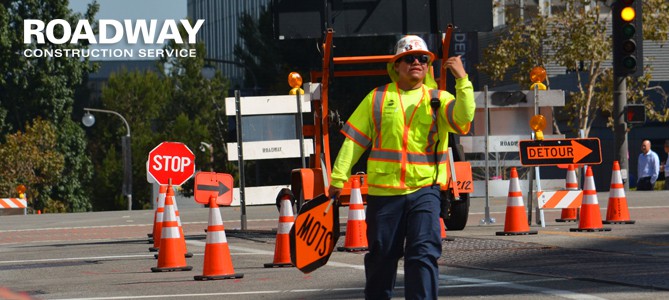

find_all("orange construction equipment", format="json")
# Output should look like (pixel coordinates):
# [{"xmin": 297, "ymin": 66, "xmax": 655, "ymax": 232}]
[
  {"xmin": 603, "ymin": 161, "xmax": 635, "ymax": 224},
  {"xmin": 570, "ymin": 167, "xmax": 611, "ymax": 232},
  {"xmin": 194, "ymin": 196, "xmax": 243, "ymax": 280},
  {"xmin": 149, "ymin": 185, "xmax": 167, "ymax": 252},
  {"xmin": 264, "ymin": 190, "xmax": 295, "ymax": 268},
  {"xmin": 496, "ymin": 168, "xmax": 537, "ymax": 236},
  {"xmin": 556, "ymin": 164, "xmax": 579, "ymax": 222},
  {"xmin": 151, "ymin": 183, "xmax": 192, "ymax": 272},
  {"xmin": 337, "ymin": 177, "xmax": 368, "ymax": 251}
]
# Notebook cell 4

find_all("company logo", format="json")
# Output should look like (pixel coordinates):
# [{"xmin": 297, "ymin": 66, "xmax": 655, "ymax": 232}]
[{"xmin": 22, "ymin": 19, "xmax": 204, "ymax": 59}]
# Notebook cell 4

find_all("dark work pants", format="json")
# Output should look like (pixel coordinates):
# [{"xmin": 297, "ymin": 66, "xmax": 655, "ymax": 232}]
[
  {"xmin": 364, "ymin": 186, "xmax": 442, "ymax": 300},
  {"xmin": 637, "ymin": 177, "xmax": 653, "ymax": 191}
]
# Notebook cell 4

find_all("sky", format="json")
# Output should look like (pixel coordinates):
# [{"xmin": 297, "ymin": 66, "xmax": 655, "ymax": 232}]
[{"xmin": 68, "ymin": 0, "xmax": 188, "ymax": 59}]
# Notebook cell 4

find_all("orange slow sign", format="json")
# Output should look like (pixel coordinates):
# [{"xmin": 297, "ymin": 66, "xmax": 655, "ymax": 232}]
[
  {"xmin": 194, "ymin": 172, "xmax": 233, "ymax": 206},
  {"xmin": 289, "ymin": 194, "xmax": 340, "ymax": 274}
]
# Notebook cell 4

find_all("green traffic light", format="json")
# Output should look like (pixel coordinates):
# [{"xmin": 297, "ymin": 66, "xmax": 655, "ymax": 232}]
[
  {"xmin": 622, "ymin": 56, "xmax": 637, "ymax": 69},
  {"xmin": 622, "ymin": 23, "xmax": 635, "ymax": 38}
]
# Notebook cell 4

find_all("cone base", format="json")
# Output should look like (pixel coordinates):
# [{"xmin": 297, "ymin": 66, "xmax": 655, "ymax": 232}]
[
  {"xmin": 337, "ymin": 246, "xmax": 368, "ymax": 252},
  {"xmin": 194, "ymin": 273, "xmax": 244, "ymax": 281},
  {"xmin": 148, "ymin": 239, "xmax": 154, "ymax": 244},
  {"xmin": 496, "ymin": 230, "xmax": 538, "ymax": 236},
  {"xmin": 147, "ymin": 233, "xmax": 153, "ymax": 238},
  {"xmin": 442, "ymin": 237, "xmax": 455, "ymax": 242},
  {"xmin": 149, "ymin": 247, "xmax": 159, "ymax": 252},
  {"xmin": 570, "ymin": 227, "xmax": 612, "ymax": 232},
  {"xmin": 151, "ymin": 265, "xmax": 193, "ymax": 272},
  {"xmin": 154, "ymin": 252, "xmax": 193, "ymax": 259},
  {"xmin": 602, "ymin": 220, "xmax": 635, "ymax": 224},
  {"xmin": 555, "ymin": 218, "xmax": 578, "ymax": 222},
  {"xmin": 264, "ymin": 262, "xmax": 294, "ymax": 268}
]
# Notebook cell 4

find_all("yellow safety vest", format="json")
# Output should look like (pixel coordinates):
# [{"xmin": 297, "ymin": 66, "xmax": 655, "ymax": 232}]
[{"xmin": 337, "ymin": 81, "xmax": 473, "ymax": 193}]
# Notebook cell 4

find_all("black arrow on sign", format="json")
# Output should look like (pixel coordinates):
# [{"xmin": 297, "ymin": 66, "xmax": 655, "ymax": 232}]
[{"xmin": 196, "ymin": 182, "xmax": 230, "ymax": 196}]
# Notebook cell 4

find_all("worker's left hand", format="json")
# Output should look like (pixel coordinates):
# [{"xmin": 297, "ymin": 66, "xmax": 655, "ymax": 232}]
[{"xmin": 444, "ymin": 55, "xmax": 467, "ymax": 79}]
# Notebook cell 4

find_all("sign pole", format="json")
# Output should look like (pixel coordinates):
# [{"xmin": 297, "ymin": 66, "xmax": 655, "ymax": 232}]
[
  {"xmin": 235, "ymin": 90, "xmax": 248, "ymax": 231},
  {"xmin": 533, "ymin": 85, "xmax": 545, "ymax": 227},
  {"xmin": 481, "ymin": 85, "xmax": 494, "ymax": 225}
]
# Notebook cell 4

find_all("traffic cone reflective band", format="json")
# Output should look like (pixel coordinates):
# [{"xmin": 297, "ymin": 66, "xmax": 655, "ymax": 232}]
[
  {"xmin": 194, "ymin": 196, "xmax": 243, "ymax": 280},
  {"xmin": 556, "ymin": 165, "xmax": 579, "ymax": 222},
  {"xmin": 570, "ymin": 167, "xmax": 611, "ymax": 232},
  {"xmin": 151, "ymin": 183, "xmax": 192, "ymax": 272},
  {"xmin": 264, "ymin": 191, "xmax": 295, "ymax": 268},
  {"xmin": 603, "ymin": 161, "xmax": 635, "ymax": 224},
  {"xmin": 496, "ymin": 168, "xmax": 537, "ymax": 236},
  {"xmin": 149, "ymin": 185, "xmax": 167, "ymax": 252},
  {"xmin": 337, "ymin": 177, "xmax": 368, "ymax": 251}
]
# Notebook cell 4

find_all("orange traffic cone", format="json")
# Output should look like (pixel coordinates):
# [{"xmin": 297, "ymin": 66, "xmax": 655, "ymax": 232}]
[
  {"xmin": 496, "ymin": 168, "xmax": 537, "ymax": 236},
  {"xmin": 151, "ymin": 183, "xmax": 192, "ymax": 272},
  {"xmin": 570, "ymin": 167, "xmax": 611, "ymax": 232},
  {"xmin": 556, "ymin": 164, "xmax": 579, "ymax": 222},
  {"xmin": 194, "ymin": 196, "xmax": 243, "ymax": 280},
  {"xmin": 603, "ymin": 161, "xmax": 635, "ymax": 224},
  {"xmin": 337, "ymin": 177, "xmax": 368, "ymax": 251},
  {"xmin": 153, "ymin": 186, "xmax": 193, "ymax": 259},
  {"xmin": 149, "ymin": 185, "xmax": 167, "ymax": 252},
  {"xmin": 265, "ymin": 190, "xmax": 295, "ymax": 267},
  {"xmin": 439, "ymin": 218, "xmax": 454, "ymax": 241}
]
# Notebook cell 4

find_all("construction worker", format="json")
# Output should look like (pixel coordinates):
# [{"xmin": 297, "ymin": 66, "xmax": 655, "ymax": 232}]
[{"xmin": 328, "ymin": 35, "xmax": 475, "ymax": 300}]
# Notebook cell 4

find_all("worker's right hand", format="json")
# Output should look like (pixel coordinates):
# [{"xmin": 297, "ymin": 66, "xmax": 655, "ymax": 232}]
[{"xmin": 328, "ymin": 185, "xmax": 342, "ymax": 205}]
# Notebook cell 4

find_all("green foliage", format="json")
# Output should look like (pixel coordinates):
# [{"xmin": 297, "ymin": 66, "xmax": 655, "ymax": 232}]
[
  {"xmin": 0, "ymin": 0, "xmax": 98, "ymax": 212},
  {"xmin": 479, "ymin": 0, "xmax": 669, "ymax": 136},
  {"xmin": 0, "ymin": 118, "xmax": 64, "ymax": 212}
]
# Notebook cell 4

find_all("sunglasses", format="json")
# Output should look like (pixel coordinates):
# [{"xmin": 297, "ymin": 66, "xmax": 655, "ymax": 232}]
[{"xmin": 401, "ymin": 54, "xmax": 430, "ymax": 64}]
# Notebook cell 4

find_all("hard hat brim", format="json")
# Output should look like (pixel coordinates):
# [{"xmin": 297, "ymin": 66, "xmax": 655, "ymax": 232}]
[{"xmin": 391, "ymin": 50, "xmax": 435, "ymax": 64}]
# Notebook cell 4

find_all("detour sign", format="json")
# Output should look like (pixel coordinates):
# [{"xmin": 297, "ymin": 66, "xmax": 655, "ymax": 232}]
[
  {"xmin": 519, "ymin": 138, "xmax": 602, "ymax": 166},
  {"xmin": 289, "ymin": 194, "xmax": 340, "ymax": 274}
]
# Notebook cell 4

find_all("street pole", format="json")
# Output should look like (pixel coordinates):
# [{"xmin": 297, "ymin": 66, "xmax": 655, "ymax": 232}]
[
  {"xmin": 83, "ymin": 108, "xmax": 133, "ymax": 211},
  {"xmin": 613, "ymin": 76, "xmax": 629, "ymax": 190}
]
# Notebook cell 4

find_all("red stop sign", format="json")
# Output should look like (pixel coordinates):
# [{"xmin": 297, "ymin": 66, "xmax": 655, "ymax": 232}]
[{"xmin": 148, "ymin": 142, "xmax": 195, "ymax": 186}]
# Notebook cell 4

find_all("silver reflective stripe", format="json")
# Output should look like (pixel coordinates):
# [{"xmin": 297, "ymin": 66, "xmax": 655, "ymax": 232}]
[
  {"xmin": 407, "ymin": 152, "xmax": 448, "ymax": 164},
  {"xmin": 349, "ymin": 209, "xmax": 365, "ymax": 221},
  {"xmin": 163, "ymin": 205, "xmax": 176, "ymax": 222},
  {"xmin": 342, "ymin": 123, "xmax": 371, "ymax": 147},
  {"xmin": 446, "ymin": 100, "xmax": 460, "ymax": 133},
  {"xmin": 156, "ymin": 212, "xmax": 163, "ymax": 222},
  {"xmin": 162, "ymin": 226, "xmax": 180, "ymax": 239},
  {"xmin": 372, "ymin": 85, "xmax": 388, "ymax": 149},
  {"xmin": 370, "ymin": 150, "xmax": 401, "ymax": 161},
  {"xmin": 278, "ymin": 222, "xmax": 294, "ymax": 234},
  {"xmin": 209, "ymin": 206, "xmax": 223, "ymax": 226},
  {"xmin": 206, "ymin": 230, "xmax": 228, "ymax": 244}
]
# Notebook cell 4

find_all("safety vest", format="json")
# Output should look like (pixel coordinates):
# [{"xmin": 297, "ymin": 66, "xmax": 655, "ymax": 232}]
[{"xmin": 341, "ymin": 83, "xmax": 467, "ymax": 190}]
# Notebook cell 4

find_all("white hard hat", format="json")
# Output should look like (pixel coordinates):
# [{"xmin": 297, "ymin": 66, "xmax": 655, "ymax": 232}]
[{"xmin": 391, "ymin": 35, "xmax": 435, "ymax": 63}]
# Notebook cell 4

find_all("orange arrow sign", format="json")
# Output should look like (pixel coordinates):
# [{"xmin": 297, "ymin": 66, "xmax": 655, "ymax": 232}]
[{"xmin": 526, "ymin": 140, "xmax": 592, "ymax": 163}]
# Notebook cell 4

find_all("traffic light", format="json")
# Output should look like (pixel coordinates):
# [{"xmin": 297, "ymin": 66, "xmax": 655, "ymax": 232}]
[
  {"xmin": 625, "ymin": 104, "xmax": 645, "ymax": 124},
  {"xmin": 613, "ymin": 0, "xmax": 643, "ymax": 77}
]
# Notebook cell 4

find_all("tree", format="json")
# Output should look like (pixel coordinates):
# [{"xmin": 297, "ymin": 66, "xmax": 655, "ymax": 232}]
[
  {"xmin": 0, "ymin": 118, "xmax": 65, "ymax": 212},
  {"xmin": 0, "ymin": 0, "xmax": 99, "ymax": 211},
  {"xmin": 478, "ymin": 0, "xmax": 669, "ymax": 137}
]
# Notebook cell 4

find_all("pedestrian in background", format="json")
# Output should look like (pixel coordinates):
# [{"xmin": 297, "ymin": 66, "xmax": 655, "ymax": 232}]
[
  {"xmin": 637, "ymin": 140, "xmax": 659, "ymax": 191},
  {"xmin": 328, "ymin": 35, "xmax": 475, "ymax": 299}
]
